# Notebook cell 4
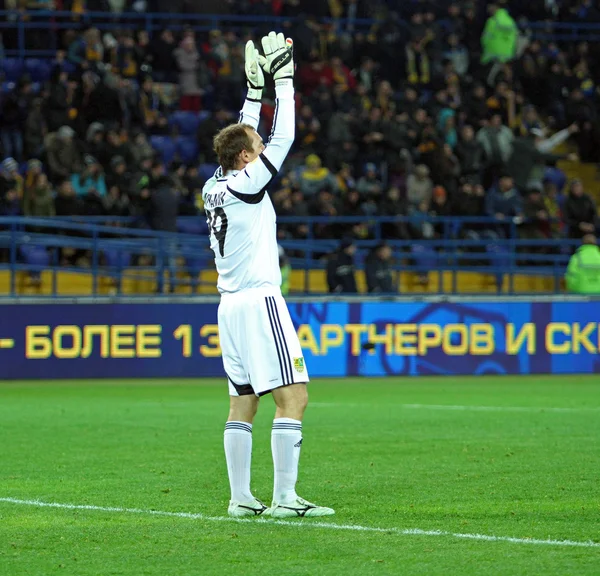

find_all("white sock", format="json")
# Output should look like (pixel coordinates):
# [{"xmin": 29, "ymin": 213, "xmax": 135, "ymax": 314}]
[
  {"xmin": 224, "ymin": 421, "xmax": 253, "ymax": 503},
  {"xmin": 271, "ymin": 418, "xmax": 303, "ymax": 504}
]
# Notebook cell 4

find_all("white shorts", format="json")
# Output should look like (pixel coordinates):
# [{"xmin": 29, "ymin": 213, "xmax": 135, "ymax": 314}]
[{"xmin": 218, "ymin": 286, "xmax": 309, "ymax": 397}]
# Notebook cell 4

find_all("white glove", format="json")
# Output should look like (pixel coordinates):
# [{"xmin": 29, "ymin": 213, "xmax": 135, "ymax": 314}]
[
  {"xmin": 245, "ymin": 40, "xmax": 266, "ymax": 101},
  {"xmin": 260, "ymin": 31, "xmax": 294, "ymax": 85}
]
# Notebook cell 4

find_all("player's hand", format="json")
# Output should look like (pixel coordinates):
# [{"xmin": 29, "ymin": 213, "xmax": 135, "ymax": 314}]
[
  {"xmin": 260, "ymin": 31, "xmax": 294, "ymax": 84},
  {"xmin": 245, "ymin": 40, "xmax": 266, "ymax": 91}
]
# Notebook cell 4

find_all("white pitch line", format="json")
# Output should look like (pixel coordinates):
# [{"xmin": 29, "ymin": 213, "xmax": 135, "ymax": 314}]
[
  {"xmin": 310, "ymin": 403, "xmax": 600, "ymax": 413},
  {"xmin": 1, "ymin": 497, "xmax": 598, "ymax": 549}
]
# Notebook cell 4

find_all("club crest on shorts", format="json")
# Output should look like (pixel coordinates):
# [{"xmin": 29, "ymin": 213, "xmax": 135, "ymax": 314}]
[{"xmin": 293, "ymin": 357, "xmax": 305, "ymax": 373}]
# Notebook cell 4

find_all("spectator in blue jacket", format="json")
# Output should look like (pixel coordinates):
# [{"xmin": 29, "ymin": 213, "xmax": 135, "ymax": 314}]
[
  {"xmin": 486, "ymin": 174, "xmax": 524, "ymax": 237},
  {"xmin": 486, "ymin": 174, "xmax": 523, "ymax": 220},
  {"xmin": 71, "ymin": 155, "xmax": 107, "ymax": 197}
]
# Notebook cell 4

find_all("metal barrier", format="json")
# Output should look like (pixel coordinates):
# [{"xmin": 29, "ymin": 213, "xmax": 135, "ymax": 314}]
[{"xmin": 0, "ymin": 215, "xmax": 576, "ymax": 297}]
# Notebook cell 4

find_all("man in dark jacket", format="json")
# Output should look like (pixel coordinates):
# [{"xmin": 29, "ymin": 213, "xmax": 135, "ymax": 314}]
[
  {"xmin": 197, "ymin": 106, "xmax": 234, "ymax": 164},
  {"xmin": 327, "ymin": 238, "xmax": 358, "ymax": 293},
  {"xmin": 456, "ymin": 125, "xmax": 484, "ymax": 184},
  {"xmin": 564, "ymin": 179, "xmax": 598, "ymax": 239},
  {"xmin": 146, "ymin": 183, "xmax": 179, "ymax": 292},
  {"xmin": 365, "ymin": 243, "xmax": 394, "ymax": 293},
  {"xmin": 507, "ymin": 131, "xmax": 576, "ymax": 192}
]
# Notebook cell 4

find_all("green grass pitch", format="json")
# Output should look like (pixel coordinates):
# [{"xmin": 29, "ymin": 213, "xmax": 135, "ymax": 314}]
[{"xmin": 1, "ymin": 376, "xmax": 599, "ymax": 575}]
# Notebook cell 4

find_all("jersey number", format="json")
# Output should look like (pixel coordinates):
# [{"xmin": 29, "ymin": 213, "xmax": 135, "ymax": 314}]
[{"xmin": 206, "ymin": 207, "xmax": 228, "ymax": 257}]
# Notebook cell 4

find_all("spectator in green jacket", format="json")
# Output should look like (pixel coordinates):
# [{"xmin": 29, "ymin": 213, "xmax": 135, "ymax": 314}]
[
  {"xmin": 481, "ymin": 3, "xmax": 517, "ymax": 65},
  {"xmin": 565, "ymin": 235, "xmax": 600, "ymax": 294}
]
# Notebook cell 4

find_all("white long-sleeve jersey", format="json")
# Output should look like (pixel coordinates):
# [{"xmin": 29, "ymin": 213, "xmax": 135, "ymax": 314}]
[{"xmin": 202, "ymin": 82, "xmax": 295, "ymax": 294}]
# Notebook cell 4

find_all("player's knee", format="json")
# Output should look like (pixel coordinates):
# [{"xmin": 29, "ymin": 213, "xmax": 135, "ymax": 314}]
[
  {"xmin": 273, "ymin": 383, "xmax": 308, "ymax": 418},
  {"xmin": 228, "ymin": 394, "xmax": 259, "ymax": 423}
]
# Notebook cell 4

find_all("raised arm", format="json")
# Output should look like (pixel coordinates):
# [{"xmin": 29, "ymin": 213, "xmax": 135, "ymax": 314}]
[
  {"xmin": 239, "ymin": 40, "xmax": 265, "ymax": 131},
  {"xmin": 227, "ymin": 32, "xmax": 296, "ymax": 200}
]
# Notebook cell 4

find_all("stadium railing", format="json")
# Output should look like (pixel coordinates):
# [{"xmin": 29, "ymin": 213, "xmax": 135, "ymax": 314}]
[
  {"xmin": 1, "ymin": 10, "xmax": 599, "ymax": 59},
  {"xmin": 0, "ymin": 216, "xmax": 575, "ymax": 297}
]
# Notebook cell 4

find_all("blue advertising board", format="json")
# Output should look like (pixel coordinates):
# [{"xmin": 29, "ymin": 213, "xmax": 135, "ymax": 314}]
[{"xmin": 0, "ymin": 300, "xmax": 599, "ymax": 379}]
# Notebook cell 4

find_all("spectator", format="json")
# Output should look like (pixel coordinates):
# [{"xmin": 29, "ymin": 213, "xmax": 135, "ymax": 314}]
[
  {"xmin": 45, "ymin": 67, "xmax": 70, "ymax": 133},
  {"xmin": 0, "ymin": 157, "xmax": 23, "ymax": 200},
  {"xmin": 106, "ymin": 155, "xmax": 133, "ymax": 196},
  {"xmin": 326, "ymin": 238, "xmax": 358, "ymax": 293},
  {"xmin": 380, "ymin": 187, "xmax": 409, "ymax": 239},
  {"xmin": 103, "ymin": 185, "xmax": 131, "ymax": 217},
  {"xmin": 438, "ymin": 108, "xmax": 458, "ymax": 149},
  {"xmin": 76, "ymin": 72, "xmax": 123, "ymax": 131},
  {"xmin": 0, "ymin": 77, "xmax": 31, "ymax": 162},
  {"xmin": 130, "ymin": 131, "xmax": 154, "ymax": 166},
  {"xmin": 365, "ymin": 243, "xmax": 394, "ymax": 293},
  {"xmin": 476, "ymin": 113, "xmax": 514, "ymax": 187},
  {"xmin": 85, "ymin": 122, "xmax": 107, "ymax": 164},
  {"xmin": 456, "ymin": 125, "xmax": 485, "ymax": 184},
  {"xmin": 104, "ymin": 128, "xmax": 134, "ymax": 167},
  {"xmin": 334, "ymin": 163, "xmax": 356, "ymax": 195},
  {"xmin": 520, "ymin": 185, "xmax": 551, "ymax": 240},
  {"xmin": 197, "ymin": 106, "xmax": 234, "ymax": 164},
  {"xmin": 71, "ymin": 155, "xmax": 107, "ymax": 197},
  {"xmin": 564, "ymin": 179, "xmax": 598, "ymax": 239},
  {"xmin": 68, "ymin": 27, "xmax": 104, "ymax": 71},
  {"xmin": 406, "ymin": 164, "xmax": 433, "ymax": 213},
  {"xmin": 359, "ymin": 107, "xmax": 387, "ymax": 164},
  {"xmin": 24, "ymin": 98, "xmax": 47, "ymax": 160},
  {"xmin": 111, "ymin": 31, "xmax": 143, "ymax": 79},
  {"xmin": 174, "ymin": 35, "xmax": 203, "ymax": 112},
  {"xmin": 485, "ymin": 174, "xmax": 523, "ymax": 230},
  {"xmin": 299, "ymin": 154, "xmax": 337, "ymax": 197},
  {"xmin": 453, "ymin": 182, "xmax": 497, "ymax": 241},
  {"xmin": 356, "ymin": 163, "xmax": 383, "ymax": 200},
  {"xmin": 138, "ymin": 75, "xmax": 169, "ymax": 134},
  {"xmin": 295, "ymin": 104, "xmax": 321, "ymax": 156},
  {"xmin": 467, "ymin": 83, "xmax": 491, "ymax": 128},
  {"xmin": 507, "ymin": 130, "xmax": 576, "ymax": 192},
  {"xmin": 46, "ymin": 126, "xmax": 83, "ymax": 183},
  {"xmin": 326, "ymin": 110, "xmax": 357, "ymax": 169},
  {"xmin": 54, "ymin": 179, "xmax": 81, "ymax": 217},
  {"xmin": 149, "ymin": 29, "xmax": 178, "ymax": 83},
  {"xmin": 0, "ymin": 159, "xmax": 22, "ymax": 213},
  {"xmin": 480, "ymin": 3, "xmax": 518, "ymax": 69},
  {"xmin": 429, "ymin": 185, "xmax": 452, "ymax": 238},
  {"xmin": 23, "ymin": 172, "xmax": 55, "ymax": 218},
  {"xmin": 145, "ymin": 182, "xmax": 179, "ymax": 293},
  {"xmin": 444, "ymin": 33, "xmax": 469, "ymax": 78},
  {"xmin": 565, "ymin": 234, "xmax": 600, "ymax": 294}
]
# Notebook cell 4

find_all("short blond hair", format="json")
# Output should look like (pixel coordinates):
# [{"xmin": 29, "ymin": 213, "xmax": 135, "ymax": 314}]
[{"xmin": 213, "ymin": 123, "xmax": 255, "ymax": 173}]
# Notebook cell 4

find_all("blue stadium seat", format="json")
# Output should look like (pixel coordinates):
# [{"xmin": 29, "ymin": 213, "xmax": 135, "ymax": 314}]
[
  {"xmin": 19, "ymin": 245, "xmax": 50, "ymax": 268},
  {"xmin": 169, "ymin": 111, "xmax": 201, "ymax": 136},
  {"xmin": 1, "ymin": 59, "xmax": 23, "ymax": 82},
  {"xmin": 103, "ymin": 250, "xmax": 131, "ymax": 269},
  {"xmin": 486, "ymin": 244, "xmax": 511, "ymax": 289},
  {"xmin": 411, "ymin": 244, "xmax": 438, "ymax": 273},
  {"xmin": 150, "ymin": 136, "xmax": 177, "ymax": 165},
  {"xmin": 185, "ymin": 254, "xmax": 204, "ymax": 271},
  {"xmin": 198, "ymin": 110, "xmax": 211, "ymax": 123},
  {"xmin": 544, "ymin": 166, "xmax": 567, "ymax": 193},
  {"xmin": 177, "ymin": 219, "xmax": 208, "ymax": 235},
  {"xmin": 177, "ymin": 137, "xmax": 199, "ymax": 164},
  {"xmin": 24, "ymin": 59, "xmax": 51, "ymax": 82},
  {"xmin": 199, "ymin": 163, "xmax": 219, "ymax": 182}
]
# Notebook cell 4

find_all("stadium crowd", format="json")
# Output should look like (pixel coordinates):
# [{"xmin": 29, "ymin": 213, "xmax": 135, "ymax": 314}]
[{"xmin": 1, "ymin": 0, "xmax": 600, "ymax": 256}]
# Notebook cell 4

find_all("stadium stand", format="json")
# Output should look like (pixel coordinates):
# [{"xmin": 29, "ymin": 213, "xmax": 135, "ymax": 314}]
[{"xmin": 1, "ymin": 1, "xmax": 599, "ymax": 295}]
